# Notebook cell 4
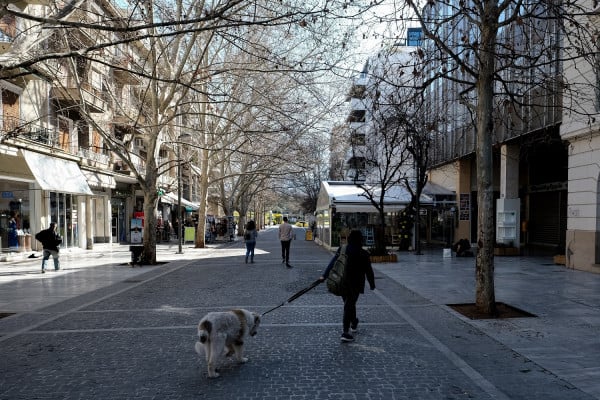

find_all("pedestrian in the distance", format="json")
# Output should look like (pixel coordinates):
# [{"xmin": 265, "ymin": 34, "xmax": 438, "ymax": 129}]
[
  {"xmin": 278, "ymin": 216, "xmax": 293, "ymax": 268},
  {"xmin": 319, "ymin": 229, "xmax": 375, "ymax": 342},
  {"xmin": 35, "ymin": 222, "xmax": 62, "ymax": 273},
  {"xmin": 7, "ymin": 211, "xmax": 18, "ymax": 248},
  {"xmin": 244, "ymin": 220, "xmax": 258, "ymax": 264}
]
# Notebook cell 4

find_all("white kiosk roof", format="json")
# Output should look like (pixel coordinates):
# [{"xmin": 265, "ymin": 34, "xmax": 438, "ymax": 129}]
[{"xmin": 316, "ymin": 181, "xmax": 436, "ymax": 213}]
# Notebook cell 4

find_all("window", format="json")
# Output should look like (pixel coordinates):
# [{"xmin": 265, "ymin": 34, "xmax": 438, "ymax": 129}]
[
  {"xmin": 348, "ymin": 84, "xmax": 366, "ymax": 99},
  {"xmin": 407, "ymin": 27, "xmax": 423, "ymax": 46},
  {"xmin": 347, "ymin": 156, "xmax": 366, "ymax": 170},
  {"xmin": 350, "ymin": 131, "xmax": 366, "ymax": 146},
  {"xmin": 347, "ymin": 110, "xmax": 366, "ymax": 123},
  {"xmin": 134, "ymin": 137, "xmax": 146, "ymax": 151}
]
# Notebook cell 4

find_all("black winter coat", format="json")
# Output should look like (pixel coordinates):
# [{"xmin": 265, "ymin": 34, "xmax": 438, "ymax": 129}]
[
  {"xmin": 35, "ymin": 228, "xmax": 62, "ymax": 252},
  {"xmin": 324, "ymin": 244, "xmax": 375, "ymax": 294}
]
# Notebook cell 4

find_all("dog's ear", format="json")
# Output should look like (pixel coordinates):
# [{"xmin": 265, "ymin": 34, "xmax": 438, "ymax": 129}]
[{"xmin": 253, "ymin": 313, "xmax": 261, "ymax": 324}]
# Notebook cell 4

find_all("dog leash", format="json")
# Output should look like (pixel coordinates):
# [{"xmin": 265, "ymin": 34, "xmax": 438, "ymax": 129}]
[{"xmin": 262, "ymin": 279, "xmax": 323, "ymax": 317}]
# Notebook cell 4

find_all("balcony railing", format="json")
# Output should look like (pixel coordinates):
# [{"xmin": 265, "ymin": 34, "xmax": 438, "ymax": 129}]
[
  {"xmin": 51, "ymin": 80, "xmax": 107, "ymax": 113},
  {"xmin": 1, "ymin": 117, "xmax": 109, "ymax": 167},
  {"xmin": 78, "ymin": 147, "xmax": 110, "ymax": 165},
  {"xmin": 1, "ymin": 117, "xmax": 57, "ymax": 146},
  {"xmin": 112, "ymin": 55, "xmax": 141, "ymax": 85}
]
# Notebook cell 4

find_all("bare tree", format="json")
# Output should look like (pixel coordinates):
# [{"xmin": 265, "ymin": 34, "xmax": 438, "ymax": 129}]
[
  {"xmin": 1, "ymin": 0, "xmax": 380, "ymax": 261},
  {"xmin": 289, "ymin": 136, "xmax": 331, "ymax": 214},
  {"xmin": 347, "ymin": 45, "xmax": 423, "ymax": 255}
]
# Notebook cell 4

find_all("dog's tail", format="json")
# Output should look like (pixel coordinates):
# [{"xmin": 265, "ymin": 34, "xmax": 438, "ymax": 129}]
[{"xmin": 198, "ymin": 320, "xmax": 212, "ymax": 343}]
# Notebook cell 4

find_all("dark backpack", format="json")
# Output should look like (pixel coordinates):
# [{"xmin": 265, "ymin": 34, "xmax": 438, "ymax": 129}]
[
  {"xmin": 35, "ymin": 230, "xmax": 46, "ymax": 243},
  {"xmin": 244, "ymin": 231, "xmax": 251, "ymax": 240},
  {"xmin": 326, "ymin": 245, "xmax": 349, "ymax": 296}
]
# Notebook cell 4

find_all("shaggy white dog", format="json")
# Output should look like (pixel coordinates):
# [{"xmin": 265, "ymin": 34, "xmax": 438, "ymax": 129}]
[{"xmin": 194, "ymin": 309, "xmax": 261, "ymax": 378}]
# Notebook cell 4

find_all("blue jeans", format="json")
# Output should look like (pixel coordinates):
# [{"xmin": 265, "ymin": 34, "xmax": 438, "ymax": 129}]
[
  {"xmin": 245, "ymin": 242, "xmax": 256, "ymax": 262},
  {"xmin": 42, "ymin": 249, "xmax": 60, "ymax": 270}
]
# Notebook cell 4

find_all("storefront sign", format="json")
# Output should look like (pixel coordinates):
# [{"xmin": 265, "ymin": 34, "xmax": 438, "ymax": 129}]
[
  {"xmin": 2, "ymin": 191, "xmax": 13, "ymax": 198},
  {"xmin": 529, "ymin": 182, "xmax": 567, "ymax": 193}
]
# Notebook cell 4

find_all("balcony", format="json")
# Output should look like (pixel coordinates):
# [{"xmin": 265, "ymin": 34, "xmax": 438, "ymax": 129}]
[
  {"xmin": 0, "ymin": 117, "xmax": 57, "ymax": 147},
  {"xmin": 113, "ymin": 102, "xmax": 146, "ymax": 129},
  {"xmin": 78, "ymin": 147, "xmax": 110, "ymax": 168},
  {"xmin": 347, "ymin": 109, "xmax": 366, "ymax": 123},
  {"xmin": 12, "ymin": 0, "xmax": 48, "ymax": 8},
  {"xmin": 112, "ymin": 55, "xmax": 141, "ymax": 85},
  {"xmin": 113, "ymin": 153, "xmax": 145, "ymax": 177},
  {"xmin": 158, "ymin": 173, "xmax": 176, "ymax": 189},
  {"xmin": 51, "ymin": 81, "xmax": 107, "ymax": 113},
  {"xmin": 350, "ymin": 132, "xmax": 366, "ymax": 146},
  {"xmin": 346, "ymin": 84, "xmax": 366, "ymax": 101}
]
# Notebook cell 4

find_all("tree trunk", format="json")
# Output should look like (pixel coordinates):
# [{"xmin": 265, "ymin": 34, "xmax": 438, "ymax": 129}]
[
  {"xmin": 414, "ymin": 186, "xmax": 422, "ymax": 255},
  {"xmin": 375, "ymin": 208, "xmax": 387, "ymax": 255},
  {"xmin": 195, "ymin": 145, "xmax": 210, "ymax": 248},
  {"xmin": 475, "ymin": 12, "xmax": 497, "ymax": 315},
  {"xmin": 142, "ymin": 173, "xmax": 158, "ymax": 265}
]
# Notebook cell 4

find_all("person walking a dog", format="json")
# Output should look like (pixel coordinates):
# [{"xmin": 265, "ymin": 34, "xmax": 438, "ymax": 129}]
[
  {"xmin": 244, "ymin": 220, "xmax": 258, "ymax": 264},
  {"xmin": 35, "ymin": 222, "xmax": 62, "ymax": 273},
  {"xmin": 278, "ymin": 216, "xmax": 293, "ymax": 268},
  {"xmin": 320, "ymin": 229, "xmax": 375, "ymax": 342}
]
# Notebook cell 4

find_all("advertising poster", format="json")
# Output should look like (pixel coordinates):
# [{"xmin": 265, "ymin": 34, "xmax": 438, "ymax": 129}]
[{"xmin": 131, "ymin": 218, "xmax": 143, "ymax": 243}]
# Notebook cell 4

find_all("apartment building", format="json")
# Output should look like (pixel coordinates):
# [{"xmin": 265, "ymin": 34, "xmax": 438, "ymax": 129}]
[
  {"xmin": 559, "ymin": 4, "xmax": 600, "ymax": 271},
  {"xmin": 0, "ymin": 0, "xmax": 198, "ymax": 255}
]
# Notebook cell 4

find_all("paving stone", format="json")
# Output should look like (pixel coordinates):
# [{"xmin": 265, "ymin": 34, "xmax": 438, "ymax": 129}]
[{"xmin": 0, "ymin": 229, "xmax": 597, "ymax": 399}]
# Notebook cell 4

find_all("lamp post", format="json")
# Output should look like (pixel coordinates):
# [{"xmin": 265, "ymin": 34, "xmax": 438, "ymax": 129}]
[
  {"xmin": 176, "ymin": 133, "xmax": 192, "ymax": 254},
  {"xmin": 18, "ymin": 199, "xmax": 22, "ymax": 229},
  {"xmin": 177, "ymin": 141, "xmax": 183, "ymax": 254}
]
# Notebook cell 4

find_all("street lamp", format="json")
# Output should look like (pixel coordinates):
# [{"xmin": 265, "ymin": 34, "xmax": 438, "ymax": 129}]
[
  {"xmin": 18, "ymin": 199, "xmax": 22, "ymax": 229},
  {"xmin": 177, "ymin": 140, "xmax": 183, "ymax": 254},
  {"xmin": 176, "ymin": 133, "xmax": 191, "ymax": 254}
]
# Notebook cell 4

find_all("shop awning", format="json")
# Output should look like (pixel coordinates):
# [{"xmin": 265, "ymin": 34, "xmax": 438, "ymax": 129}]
[
  {"xmin": 22, "ymin": 150, "xmax": 93, "ymax": 195},
  {"xmin": 332, "ymin": 202, "xmax": 409, "ymax": 213},
  {"xmin": 81, "ymin": 169, "xmax": 117, "ymax": 189},
  {"xmin": 316, "ymin": 181, "xmax": 434, "ymax": 213},
  {"xmin": 160, "ymin": 192, "xmax": 199, "ymax": 211}
]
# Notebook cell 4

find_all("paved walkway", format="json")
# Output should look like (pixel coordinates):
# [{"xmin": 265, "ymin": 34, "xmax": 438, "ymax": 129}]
[{"xmin": 0, "ymin": 226, "xmax": 598, "ymax": 399}]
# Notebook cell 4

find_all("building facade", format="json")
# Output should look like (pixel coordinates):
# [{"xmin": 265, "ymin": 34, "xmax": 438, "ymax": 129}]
[
  {"xmin": 420, "ymin": 0, "xmax": 599, "ymax": 271},
  {"xmin": 559, "ymin": 4, "xmax": 600, "ymax": 271},
  {"xmin": 0, "ymin": 0, "xmax": 199, "ymax": 256}
]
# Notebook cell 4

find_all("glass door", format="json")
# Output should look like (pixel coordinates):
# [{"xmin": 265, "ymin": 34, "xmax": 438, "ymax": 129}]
[
  {"xmin": 111, "ymin": 199, "xmax": 125, "ymax": 243},
  {"xmin": 50, "ymin": 192, "xmax": 76, "ymax": 248}
]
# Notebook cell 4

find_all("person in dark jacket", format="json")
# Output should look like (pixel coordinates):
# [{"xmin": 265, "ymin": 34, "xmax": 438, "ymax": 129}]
[
  {"xmin": 320, "ymin": 229, "xmax": 376, "ymax": 342},
  {"xmin": 7, "ymin": 211, "xmax": 19, "ymax": 248},
  {"xmin": 452, "ymin": 238, "xmax": 474, "ymax": 257},
  {"xmin": 244, "ymin": 220, "xmax": 258, "ymax": 264},
  {"xmin": 35, "ymin": 222, "xmax": 62, "ymax": 273}
]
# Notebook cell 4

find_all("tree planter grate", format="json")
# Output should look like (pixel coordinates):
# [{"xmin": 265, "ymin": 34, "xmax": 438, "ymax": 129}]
[
  {"xmin": 0, "ymin": 312, "xmax": 16, "ymax": 319},
  {"xmin": 448, "ymin": 302, "xmax": 536, "ymax": 320}
]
